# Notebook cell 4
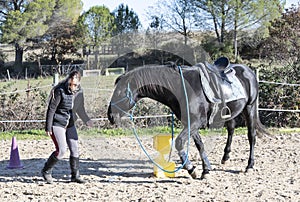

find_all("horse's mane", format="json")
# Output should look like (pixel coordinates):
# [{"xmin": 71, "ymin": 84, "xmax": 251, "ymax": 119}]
[{"xmin": 115, "ymin": 65, "xmax": 181, "ymax": 93}]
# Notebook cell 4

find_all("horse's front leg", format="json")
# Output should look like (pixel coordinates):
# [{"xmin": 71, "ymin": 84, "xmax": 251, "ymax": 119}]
[
  {"xmin": 193, "ymin": 132, "xmax": 212, "ymax": 179},
  {"xmin": 175, "ymin": 128, "xmax": 197, "ymax": 179},
  {"xmin": 221, "ymin": 119, "xmax": 236, "ymax": 164}
]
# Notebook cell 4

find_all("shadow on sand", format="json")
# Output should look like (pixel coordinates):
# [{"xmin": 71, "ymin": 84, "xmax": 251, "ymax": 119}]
[{"xmin": 0, "ymin": 157, "xmax": 193, "ymax": 184}]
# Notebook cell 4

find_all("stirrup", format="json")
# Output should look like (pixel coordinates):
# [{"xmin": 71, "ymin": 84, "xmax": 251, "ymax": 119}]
[{"xmin": 221, "ymin": 106, "xmax": 231, "ymax": 119}]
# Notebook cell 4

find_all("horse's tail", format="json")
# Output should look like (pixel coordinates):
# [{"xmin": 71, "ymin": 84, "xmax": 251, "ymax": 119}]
[{"xmin": 255, "ymin": 113, "xmax": 271, "ymax": 138}]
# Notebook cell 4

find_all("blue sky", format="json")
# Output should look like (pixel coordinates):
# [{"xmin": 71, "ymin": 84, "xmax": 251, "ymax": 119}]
[{"xmin": 81, "ymin": 0, "xmax": 299, "ymax": 28}]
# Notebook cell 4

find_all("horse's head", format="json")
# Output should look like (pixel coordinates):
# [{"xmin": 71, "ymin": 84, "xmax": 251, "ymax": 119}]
[{"xmin": 107, "ymin": 74, "xmax": 137, "ymax": 125}]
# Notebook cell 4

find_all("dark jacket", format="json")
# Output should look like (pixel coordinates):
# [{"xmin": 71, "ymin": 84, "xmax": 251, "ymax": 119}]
[{"xmin": 45, "ymin": 81, "xmax": 90, "ymax": 131}]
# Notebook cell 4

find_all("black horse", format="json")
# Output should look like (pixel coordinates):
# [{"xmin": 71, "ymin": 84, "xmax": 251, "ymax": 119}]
[{"xmin": 107, "ymin": 60, "xmax": 267, "ymax": 179}]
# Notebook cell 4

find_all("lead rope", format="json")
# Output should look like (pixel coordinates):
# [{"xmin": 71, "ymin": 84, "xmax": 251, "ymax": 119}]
[{"xmin": 108, "ymin": 66, "xmax": 191, "ymax": 174}]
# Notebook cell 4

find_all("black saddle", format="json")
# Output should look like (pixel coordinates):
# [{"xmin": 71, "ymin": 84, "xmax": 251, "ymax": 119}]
[
  {"xmin": 214, "ymin": 57, "xmax": 230, "ymax": 70},
  {"xmin": 202, "ymin": 57, "xmax": 233, "ymax": 121},
  {"xmin": 204, "ymin": 57, "xmax": 232, "ymax": 84},
  {"xmin": 207, "ymin": 57, "xmax": 231, "ymax": 71}
]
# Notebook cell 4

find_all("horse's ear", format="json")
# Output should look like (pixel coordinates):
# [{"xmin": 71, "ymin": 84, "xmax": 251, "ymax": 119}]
[{"xmin": 165, "ymin": 61, "xmax": 177, "ymax": 69}]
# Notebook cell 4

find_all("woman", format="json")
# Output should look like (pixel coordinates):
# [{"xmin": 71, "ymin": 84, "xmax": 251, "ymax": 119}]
[{"xmin": 42, "ymin": 70, "xmax": 93, "ymax": 184}]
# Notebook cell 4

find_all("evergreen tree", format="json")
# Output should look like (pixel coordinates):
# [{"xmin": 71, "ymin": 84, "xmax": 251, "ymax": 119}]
[
  {"xmin": 113, "ymin": 4, "xmax": 141, "ymax": 35},
  {"xmin": 263, "ymin": 4, "xmax": 300, "ymax": 63},
  {"xmin": 0, "ymin": 0, "xmax": 56, "ymax": 71},
  {"xmin": 77, "ymin": 5, "xmax": 115, "ymax": 47},
  {"xmin": 76, "ymin": 5, "xmax": 115, "ymax": 69},
  {"xmin": 42, "ymin": 0, "xmax": 83, "ymax": 64}
]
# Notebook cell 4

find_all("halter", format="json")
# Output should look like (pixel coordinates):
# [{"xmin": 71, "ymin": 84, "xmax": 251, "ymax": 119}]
[{"xmin": 110, "ymin": 83, "xmax": 136, "ymax": 120}]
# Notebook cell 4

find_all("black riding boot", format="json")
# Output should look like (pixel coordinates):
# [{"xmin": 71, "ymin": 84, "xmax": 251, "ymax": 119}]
[
  {"xmin": 41, "ymin": 152, "xmax": 59, "ymax": 184},
  {"xmin": 70, "ymin": 156, "xmax": 85, "ymax": 183}
]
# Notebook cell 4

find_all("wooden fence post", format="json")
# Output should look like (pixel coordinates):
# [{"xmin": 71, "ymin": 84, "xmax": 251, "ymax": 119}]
[{"xmin": 53, "ymin": 73, "xmax": 59, "ymax": 86}]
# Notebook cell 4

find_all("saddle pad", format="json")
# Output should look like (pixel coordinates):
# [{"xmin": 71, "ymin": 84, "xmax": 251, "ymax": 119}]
[{"xmin": 198, "ymin": 66, "xmax": 246, "ymax": 103}]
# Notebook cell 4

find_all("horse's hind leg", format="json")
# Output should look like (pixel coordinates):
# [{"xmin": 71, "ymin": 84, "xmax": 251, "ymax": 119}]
[
  {"xmin": 221, "ymin": 119, "xmax": 236, "ymax": 164},
  {"xmin": 193, "ymin": 132, "xmax": 212, "ymax": 179},
  {"xmin": 245, "ymin": 104, "xmax": 256, "ymax": 171},
  {"xmin": 175, "ymin": 128, "xmax": 197, "ymax": 178}
]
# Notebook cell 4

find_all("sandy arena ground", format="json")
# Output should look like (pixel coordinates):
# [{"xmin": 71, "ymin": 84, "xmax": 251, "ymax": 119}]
[{"xmin": 0, "ymin": 132, "xmax": 299, "ymax": 201}]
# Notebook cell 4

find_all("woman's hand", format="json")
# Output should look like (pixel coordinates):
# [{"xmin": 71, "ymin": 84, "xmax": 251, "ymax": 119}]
[
  {"xmin": 46, "ymin": 131, "xmax": 53, "ymax": 136},
  {"xmin": 86, "ymin": 120, "xmax": 93, "ymax": 128}
]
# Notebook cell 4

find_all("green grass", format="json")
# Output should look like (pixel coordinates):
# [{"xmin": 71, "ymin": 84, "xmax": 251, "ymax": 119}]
[
  {"xmin": 0, "ymin": 74, "xmax": 118, "ymax": 92},
  {"xmin": 0, "ymin": 77, "xmax": 53, "ymax": 89},
  {"xmin": 0, "ymin": 129, "xmax": 47, "ymax": 140},
  {"xmin": 268, "ymin": 127, "xmax": 300, "ymax": 134}
]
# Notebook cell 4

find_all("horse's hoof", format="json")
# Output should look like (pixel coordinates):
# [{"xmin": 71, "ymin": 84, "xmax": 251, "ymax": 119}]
[
  {"xmin": 245, "ymin": 167, "xmax": 254, "ymax": 173},
  {"xmin": 221, "ymin": 156, "xmax": 229, "ymax": 164},
  {"xmin": 190, "ymin": 170, "xmax": 197, "ymax": 179},
  {"xmin": 200, "ymin": 170, "xmax": 210, "ymax": 180},
  {"xmin": 188, "ymin": 166, "xmax": 197, "ymax": 179},
  {"xmin": 246, "ymin": 164, "xmax": 254, "ymax": 172}
]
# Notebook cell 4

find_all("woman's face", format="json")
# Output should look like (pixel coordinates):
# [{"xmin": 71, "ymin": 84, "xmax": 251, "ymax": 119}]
[{"xmin": 69, "ymin": 77, "xmax": 80, "ymax": 93}]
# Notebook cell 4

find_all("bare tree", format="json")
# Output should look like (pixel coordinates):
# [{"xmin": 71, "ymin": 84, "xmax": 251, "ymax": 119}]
[
  {"xmin": 193, "ymin": 0, "xmax": 284, "ymax": 61},
  {"xmin": 148, "ymin": 0, "xmax": 197, "ymax": 45}
]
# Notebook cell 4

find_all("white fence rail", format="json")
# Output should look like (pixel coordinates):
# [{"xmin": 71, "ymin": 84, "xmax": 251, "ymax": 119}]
[
  {"xmin": 0, "ymin": 72, "xmax": 299, "ymax": 124},
  {"xmin": 256, "ymin": 69, "xmax": 300, "ymax": 113}
]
